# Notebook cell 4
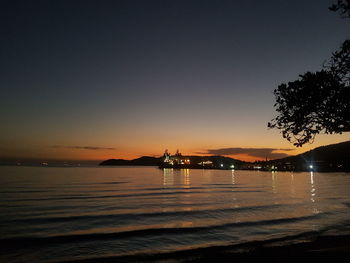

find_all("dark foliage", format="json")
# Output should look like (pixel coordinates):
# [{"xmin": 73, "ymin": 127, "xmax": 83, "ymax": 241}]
[
  {"xmin": 269, "ymin": 3, "xmax": 350, "ymax": 147},
  {"xmin": 269, "ymin": 39, "xmax": 350, "ymax": 147},
  {"xmin": 325, "ymin": 39, "xmax": 350, "ymax": 84},
  {"xmin": 329, "ymin": 0, "xmax": 350, "ymax": 18}
]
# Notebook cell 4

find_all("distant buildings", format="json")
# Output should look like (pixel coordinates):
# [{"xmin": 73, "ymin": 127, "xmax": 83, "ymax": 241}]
[
  {"xmin": 198, "ymin": 160, "xmax": 214, "ymax": 167},
  {"xmin": 161, "ymin": 149, "xmax": 233, "ymax": 169},
  {"xmin": 163, "ymin": 149, "xmax": 190, "ymax": 166}
]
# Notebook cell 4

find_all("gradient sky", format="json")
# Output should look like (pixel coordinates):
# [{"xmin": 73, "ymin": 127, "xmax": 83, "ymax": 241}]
[{"xmin": 1, "ymin": 0, "xmax": 349, "ymax": 163}]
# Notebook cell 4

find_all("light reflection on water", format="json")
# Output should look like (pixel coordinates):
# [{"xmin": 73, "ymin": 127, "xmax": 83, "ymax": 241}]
[
  {"xmin": 1, "ymin": 166, "xmax": 350, "ymax": 262},
  {"xmin": 163, "ymin": 168, "xmax": 174, "ymax": 186},
  {"xmin": 310, "ymin": 171, "xmax": 316, "ymax": 203}
]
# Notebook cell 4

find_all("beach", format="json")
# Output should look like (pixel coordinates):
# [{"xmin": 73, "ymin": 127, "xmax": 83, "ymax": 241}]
[{"xmin": 57, "ymin": 232, "xmax": 350, "ymax": 262}]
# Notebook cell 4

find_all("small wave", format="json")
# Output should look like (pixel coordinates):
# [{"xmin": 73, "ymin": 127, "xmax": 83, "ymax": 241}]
[
  {"xmin": 202, "ymin": 183, "xmax": 235, "ymax": 186},
  {"xmin": 96, "ymin": 182, "xmax": 128, "ymax": 185},
  {"xmin": 1, "ymin": 189, "xmax": 264, "ymax": 202},
  {"xmin": 135, "ymin": 186, "xmax": 243, "ymax": 191},
  {"xmin": 0, "ymin": 204, "xmax": 283, "ymax": 224},
  {"xmin": 0, "ymin": 190, "xmax": 51, "ymax": 194},
  {"xmin": 32, "ymin": 186, "xmax": 246, "ymax": 194},
  {"xmin": 52, "ymin": 230, "xmax": 339, "ymax": 263},
  {"xmin": 0, "ymin": 213, "xmax": 325, "ymax": 249}
]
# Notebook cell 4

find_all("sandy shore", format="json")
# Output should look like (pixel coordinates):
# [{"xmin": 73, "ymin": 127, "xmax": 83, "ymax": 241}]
[
  {"xmin": 61, "ymin": 233, "xmax": 350, "ymax": 263},
  {"xmin": 184, "ymin": 234, "xmax": 350, "ymax": 262}
]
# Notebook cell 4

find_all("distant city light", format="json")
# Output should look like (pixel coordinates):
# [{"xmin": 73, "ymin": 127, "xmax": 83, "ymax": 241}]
[
  {"xmin": 220, "ymin": 164, "xmax": 224, "ymax": 167},
  {"xmin": 309, "ymin": 165, "xmax": 313, "ymax": 169},
  {"xmin": 230, "ymin": 165, "xmax": 235, "ymax": 169}
]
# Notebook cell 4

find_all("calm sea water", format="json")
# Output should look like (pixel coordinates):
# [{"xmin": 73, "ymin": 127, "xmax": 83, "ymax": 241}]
[{"xmin": 1, "ymin": 166, "xmax": 350, "ymax": 262}]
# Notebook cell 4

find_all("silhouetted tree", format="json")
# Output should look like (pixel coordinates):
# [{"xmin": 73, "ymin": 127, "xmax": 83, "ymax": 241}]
[
  {"xmin": 325, "ymin": 39, "xmax": 350, "ymax": 84},
  {"xmin": 268, "ymin": 71, "xmax": 349, "ymax": 147},
  {"xmin": 329, "ymin": 0, "xmax": 350, "ymax": 18},
  {"xmin": 269, "ymin": 40, "xmax": 350, "ymax": 147},
  {"xmin": 268, "ymin": 3, "xmax": 350, "ymax": 147}
]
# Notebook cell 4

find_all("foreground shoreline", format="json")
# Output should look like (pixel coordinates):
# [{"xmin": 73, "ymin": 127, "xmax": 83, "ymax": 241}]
[{"xmin": 60, "ymin": 233, "xmax": 350, "ymax": 263}]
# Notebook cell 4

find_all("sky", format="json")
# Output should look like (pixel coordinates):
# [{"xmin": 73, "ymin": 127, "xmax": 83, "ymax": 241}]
[{"xmin": 1, "ymin": 0, "xmax": 349, "ymax": 163}]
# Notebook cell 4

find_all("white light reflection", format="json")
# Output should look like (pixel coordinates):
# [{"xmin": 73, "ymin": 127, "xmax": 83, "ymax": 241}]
[
  {"xmin": 231, "ymin": 169, "xmax": 235, "ymax": 185},
  {"xmin": 230, "ymin": 169, "xmax": 237, "ymax": 203},
  {"xmin": 290, "ymin": 173, "xmax": 295, "ymax": 197},
  {"xmin": 310, "ymin": 171, "xmax": 316, "ymax": 203},
  {"xmin": 271, "ymin": 171, "xmax": 277, "ymax": 194},
  {"xmin": 163, "ymin": 168, "xmax": 174, "ymax": 186},
  {"xmin": 181, "ymin": 169, "xmax": 190, "ymax": 188}
]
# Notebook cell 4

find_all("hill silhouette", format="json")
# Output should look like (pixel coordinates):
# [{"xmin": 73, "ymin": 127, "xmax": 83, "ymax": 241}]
[
  {"xmin": 100, "ymin": 141, "xmax": 350, "ymax": 172},
  {"xmin": 100, "ymin": 156, "xmax": 161, "ymax": 166},
  {"xmin": 265, "ymin": 141, "xmax": 350, "ymax": 172},
  {"xmin": 100, "ymin": 155, "xmax": 245, "ymax": 169}
]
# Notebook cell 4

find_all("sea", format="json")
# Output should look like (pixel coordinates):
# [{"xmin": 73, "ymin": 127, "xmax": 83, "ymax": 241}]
[{"xmin": 1, "ymin": 166, "xmax": 350, "ymax": 262}]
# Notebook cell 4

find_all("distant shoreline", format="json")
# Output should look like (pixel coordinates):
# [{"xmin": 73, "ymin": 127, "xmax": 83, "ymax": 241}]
[
  {"xmin": 99, "ymin": 141, "xmax": 350, "ymax": 172},
  {"xmin": 1, "ymin": 164, "xmax": 349, "ymax": 173},
  {"xmin": 1, "ymin": 140, "xmax": 349, "ymax": 172}
]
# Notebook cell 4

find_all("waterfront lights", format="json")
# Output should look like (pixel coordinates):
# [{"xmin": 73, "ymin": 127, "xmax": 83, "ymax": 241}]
[
  {"xmin": 309, "ymin": 165, "xmax": 314, "ymax": 169},
  {"xmin": 230, "ymin": 165, "xmax": 235, "ymax": 169},
  {"xmin": 271, "ymin": 165, "xmax": 277, "ymax": 171},
  {"xmin": 220, "ymin": 164, "xmax": 224, "ymax": 167}
]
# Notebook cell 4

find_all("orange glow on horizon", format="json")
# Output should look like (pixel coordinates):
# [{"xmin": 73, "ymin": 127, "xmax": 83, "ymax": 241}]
[{"xmin": 2, "ymin": 134, "xmax": 348, "ymax": 164}]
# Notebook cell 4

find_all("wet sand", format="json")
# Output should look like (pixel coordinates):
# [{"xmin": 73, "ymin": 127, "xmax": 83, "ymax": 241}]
[
  {"xmin": 185, "ymin": 234, "xmax": 350, "ymax": 262},
  {"xmin": 62, "ymin": 233, "xmax": 350, "ymax": 263}
]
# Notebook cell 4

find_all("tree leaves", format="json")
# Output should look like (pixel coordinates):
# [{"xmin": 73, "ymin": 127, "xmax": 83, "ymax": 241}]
[
  {"xmin": 329, "ymin": 0, "xmax": 350, "ymax": 18},
  {"xmin": 268, "ymin": 40, "xmax": 350, "ymax": 147}
]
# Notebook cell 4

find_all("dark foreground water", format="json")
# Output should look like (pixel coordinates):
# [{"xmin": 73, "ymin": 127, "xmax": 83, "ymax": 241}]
[{"xmin": 1, "ymin": 166, "xmax": 350, "ymax": 262}]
